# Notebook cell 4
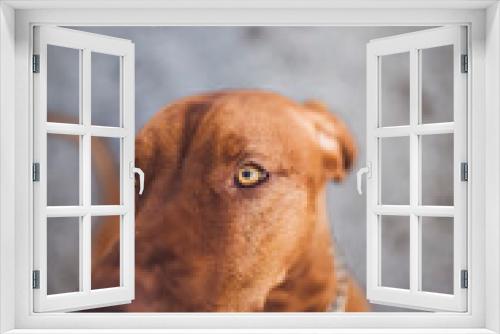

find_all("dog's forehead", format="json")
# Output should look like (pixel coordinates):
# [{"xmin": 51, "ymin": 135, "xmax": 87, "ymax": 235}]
[
  {"xmin": 207, "ymin": 94, "xmax": 306, "ymax": 134},
  {"xmin": 199, "ymin": 96, "xmax": 317, "ymax": 164}
]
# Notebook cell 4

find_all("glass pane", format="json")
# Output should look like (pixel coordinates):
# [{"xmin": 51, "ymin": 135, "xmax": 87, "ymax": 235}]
[
  {"xmin": 421, "ymin": 217, "xmax": 454, "ymax": 294},
  {"xmin": 92, "ymin": 216, "xmax": 120, "ymax": 290},
  {"xmin": 421, "ymin": 134, "xmax": 454, "ymax": 206},
  {"xmin": 91, "ymin": 52, "xmax": 121, "ymax": 127},
  {"xmin": 47, "ymin": 45, "xmax": 80, "ymax": 124},
  {"xmin": 91, "ymin": 137, "xmax": 121, "ymax": 205},
  {"xmin": 47, "ymin": 217, "xmax": 80, "ymax": 295},
  {"xmin": 47, "ymin": 134, "xmax": 80, "ymax": 206},
  {"xmin": 380, "ymin": 52, "xmax": 410, "ymax": 127},
  {"xmin": 380, "ymin": 215, "xmax": 410, "ymax": 289},
  {"xmin": 380, "ymin": 137, "xmax": 410, "ymax": 205},
  {"xmin": 421, "ymin": 45, "xmax": 454, "ymax": 124}
]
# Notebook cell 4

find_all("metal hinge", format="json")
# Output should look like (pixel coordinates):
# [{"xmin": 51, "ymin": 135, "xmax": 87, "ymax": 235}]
[
  {"xmin": 32, "ymin": 55, "xmax": 40, "ymax": 73},
  {"xmin": 32, "ymin": 163, "xmax": 40, "ymax": 182},
  {"xmin": 461, "ymin": 162, "xmax": 468, "ymax": 182},
  {"xmin": 461, "ymin": 54, "xmax": 468, "ymax": 73},
  {"xmin": 461, "ymin": 269, "xmax": 468, "ymax": 289},
  {"xmin": 32, "ymin": 270, "xmax": 40, "ymax": 289}
]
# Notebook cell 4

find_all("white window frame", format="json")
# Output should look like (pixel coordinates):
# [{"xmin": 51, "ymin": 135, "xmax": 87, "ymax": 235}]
[
  {"xmin": 32, "ymin": 26, "xmax": 135, "ymax": 312},
  {"xmin": 365, "ymin": 26, "xmax": 468, "ymax": 312},
  {"xmin": 0, "ymin": 1, "xmax": 499, "ymax": 333}
]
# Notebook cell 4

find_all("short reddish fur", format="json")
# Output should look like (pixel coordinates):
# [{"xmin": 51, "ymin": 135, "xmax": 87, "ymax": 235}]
[{"xmin": 91, "ymin": 90, "xmax": 369, "ymax": 312}]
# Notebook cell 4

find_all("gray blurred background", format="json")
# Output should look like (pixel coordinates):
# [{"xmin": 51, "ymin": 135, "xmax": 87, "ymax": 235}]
[{"xmin": 46, "ymin": 26, "xmax": 456, "ymax": 312}]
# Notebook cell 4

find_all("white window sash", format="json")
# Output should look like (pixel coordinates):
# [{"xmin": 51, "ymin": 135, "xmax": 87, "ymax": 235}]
[
  {"xmin": 366, "ymin": 26, "xmax": 468, "ymax": 312},
  {"xmin": 32, "ymin": 26, "xmax": 135, "ymax": 313}
]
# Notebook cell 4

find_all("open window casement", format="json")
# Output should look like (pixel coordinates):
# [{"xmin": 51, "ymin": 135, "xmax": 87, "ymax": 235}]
[
  {"xmin": 363, "ymin": 26, "xmax": 468, "ymax": 312},
  {"xmin": 33, "ymin": 26, "xmax": 136, "ymax": 312}
]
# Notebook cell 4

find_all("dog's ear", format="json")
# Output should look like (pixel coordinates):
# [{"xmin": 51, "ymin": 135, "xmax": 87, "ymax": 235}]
[
  {"xmin": 135, "ymin": 95, "xmax": 214, "ymax": 200},
  {"xmin": 302, "ymin": 100, "xmax": 357, "ymax": 182},
  {"xmin": 134, "ymin": 104, "xmax": 186, "ymax": 200}
]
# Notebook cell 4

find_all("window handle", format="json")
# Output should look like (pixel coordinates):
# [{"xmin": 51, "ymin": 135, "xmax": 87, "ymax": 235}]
[
  {"xmin": 133, "ymin": 166, "xmax": 145, "ymax": 195},
  {"xmin": 356, "ymin": 162, "xmax": 371, "ymax": 195}
]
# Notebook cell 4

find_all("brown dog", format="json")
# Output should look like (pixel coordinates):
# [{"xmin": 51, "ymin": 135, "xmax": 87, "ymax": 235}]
[{"xmin": 92, "ymin": 90, "xmax": 369, "ymax": 312}]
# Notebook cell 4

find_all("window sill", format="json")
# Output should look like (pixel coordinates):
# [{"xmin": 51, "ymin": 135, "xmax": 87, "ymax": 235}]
[{"xmin": 4, "ymin": 328, "xmax": 497, "ymax": 334}]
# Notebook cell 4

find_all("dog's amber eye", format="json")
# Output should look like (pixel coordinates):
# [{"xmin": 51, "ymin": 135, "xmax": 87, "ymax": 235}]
[{"xmin": 235, "ymin": 163, "xmax": 269, "ymax": 188}]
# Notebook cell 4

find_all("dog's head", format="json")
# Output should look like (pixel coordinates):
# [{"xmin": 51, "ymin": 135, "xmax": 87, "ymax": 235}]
[{"xmin": 135, "ymin": 90, "xmax": 356, "ymax": 311}]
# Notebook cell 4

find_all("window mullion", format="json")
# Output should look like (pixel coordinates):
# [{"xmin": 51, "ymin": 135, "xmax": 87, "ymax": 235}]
[
  {"xmin": 78, "ymin": 48, "xmax": 84, "ymax": 292},
  {"xmin": 417, "ymin": 47, "xmax": 424, "ymax": 292},
  {"xmin": 409, "ymin": 48, "xmax": 420, "ymax": 293},
  {"xmin": 81, "ymin": 48, "xmax": 92, "ymax": 293}
]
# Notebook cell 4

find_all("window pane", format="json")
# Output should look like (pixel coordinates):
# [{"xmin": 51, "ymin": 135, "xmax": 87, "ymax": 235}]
[
  {"xmin": 92, "ymin": 52, "xmax": 121, "ymax": 127},
  {"xmin": 421, "ymin": 134, "xmax": 454, "ymax": 206},
  {"xmin": 380, "ymin": 52, "xmax": 410, "ymax": 127},
  {"xmin": 47, "ymin": 45, "xmax": 80, "ymax": 124},
  {"xmin": 47, "ymin": 217, "xmax": 80, "ymax": 295},
  {"xmin": 421, "ymin": 45, "xmax": 454, "ymax": 124},
  {"xmin": 92, "ymin": 216, "xmax": 120, "ymax": 290},
  {"xmin": 91, "ymin": 137, "xmax": 121, "ymax": 205},
  {"xmin": 380, "ymin": 136, "xmax": 410, "ymax": 205},
  {"xmin": 421, "ymin": 217, "xmax": 454, "ymax": 294},
  {"xmin": 47, "ymin": 134, "xmax": 80, "ymax": 206},
  {"xmin": 380, "ymin": 215, "xmax": 410, "ymax": 289}
]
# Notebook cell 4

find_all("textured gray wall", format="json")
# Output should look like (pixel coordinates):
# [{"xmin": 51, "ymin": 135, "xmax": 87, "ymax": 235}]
[{"xmin": 47, "ymin": 26, "xmax": 455, "ymax": 312}]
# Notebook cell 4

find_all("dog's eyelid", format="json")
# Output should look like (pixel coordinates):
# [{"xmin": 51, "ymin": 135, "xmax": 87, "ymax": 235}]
[{"xmin": 240, "ymin": 161, "xmax": 266, "ymax": 171}]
